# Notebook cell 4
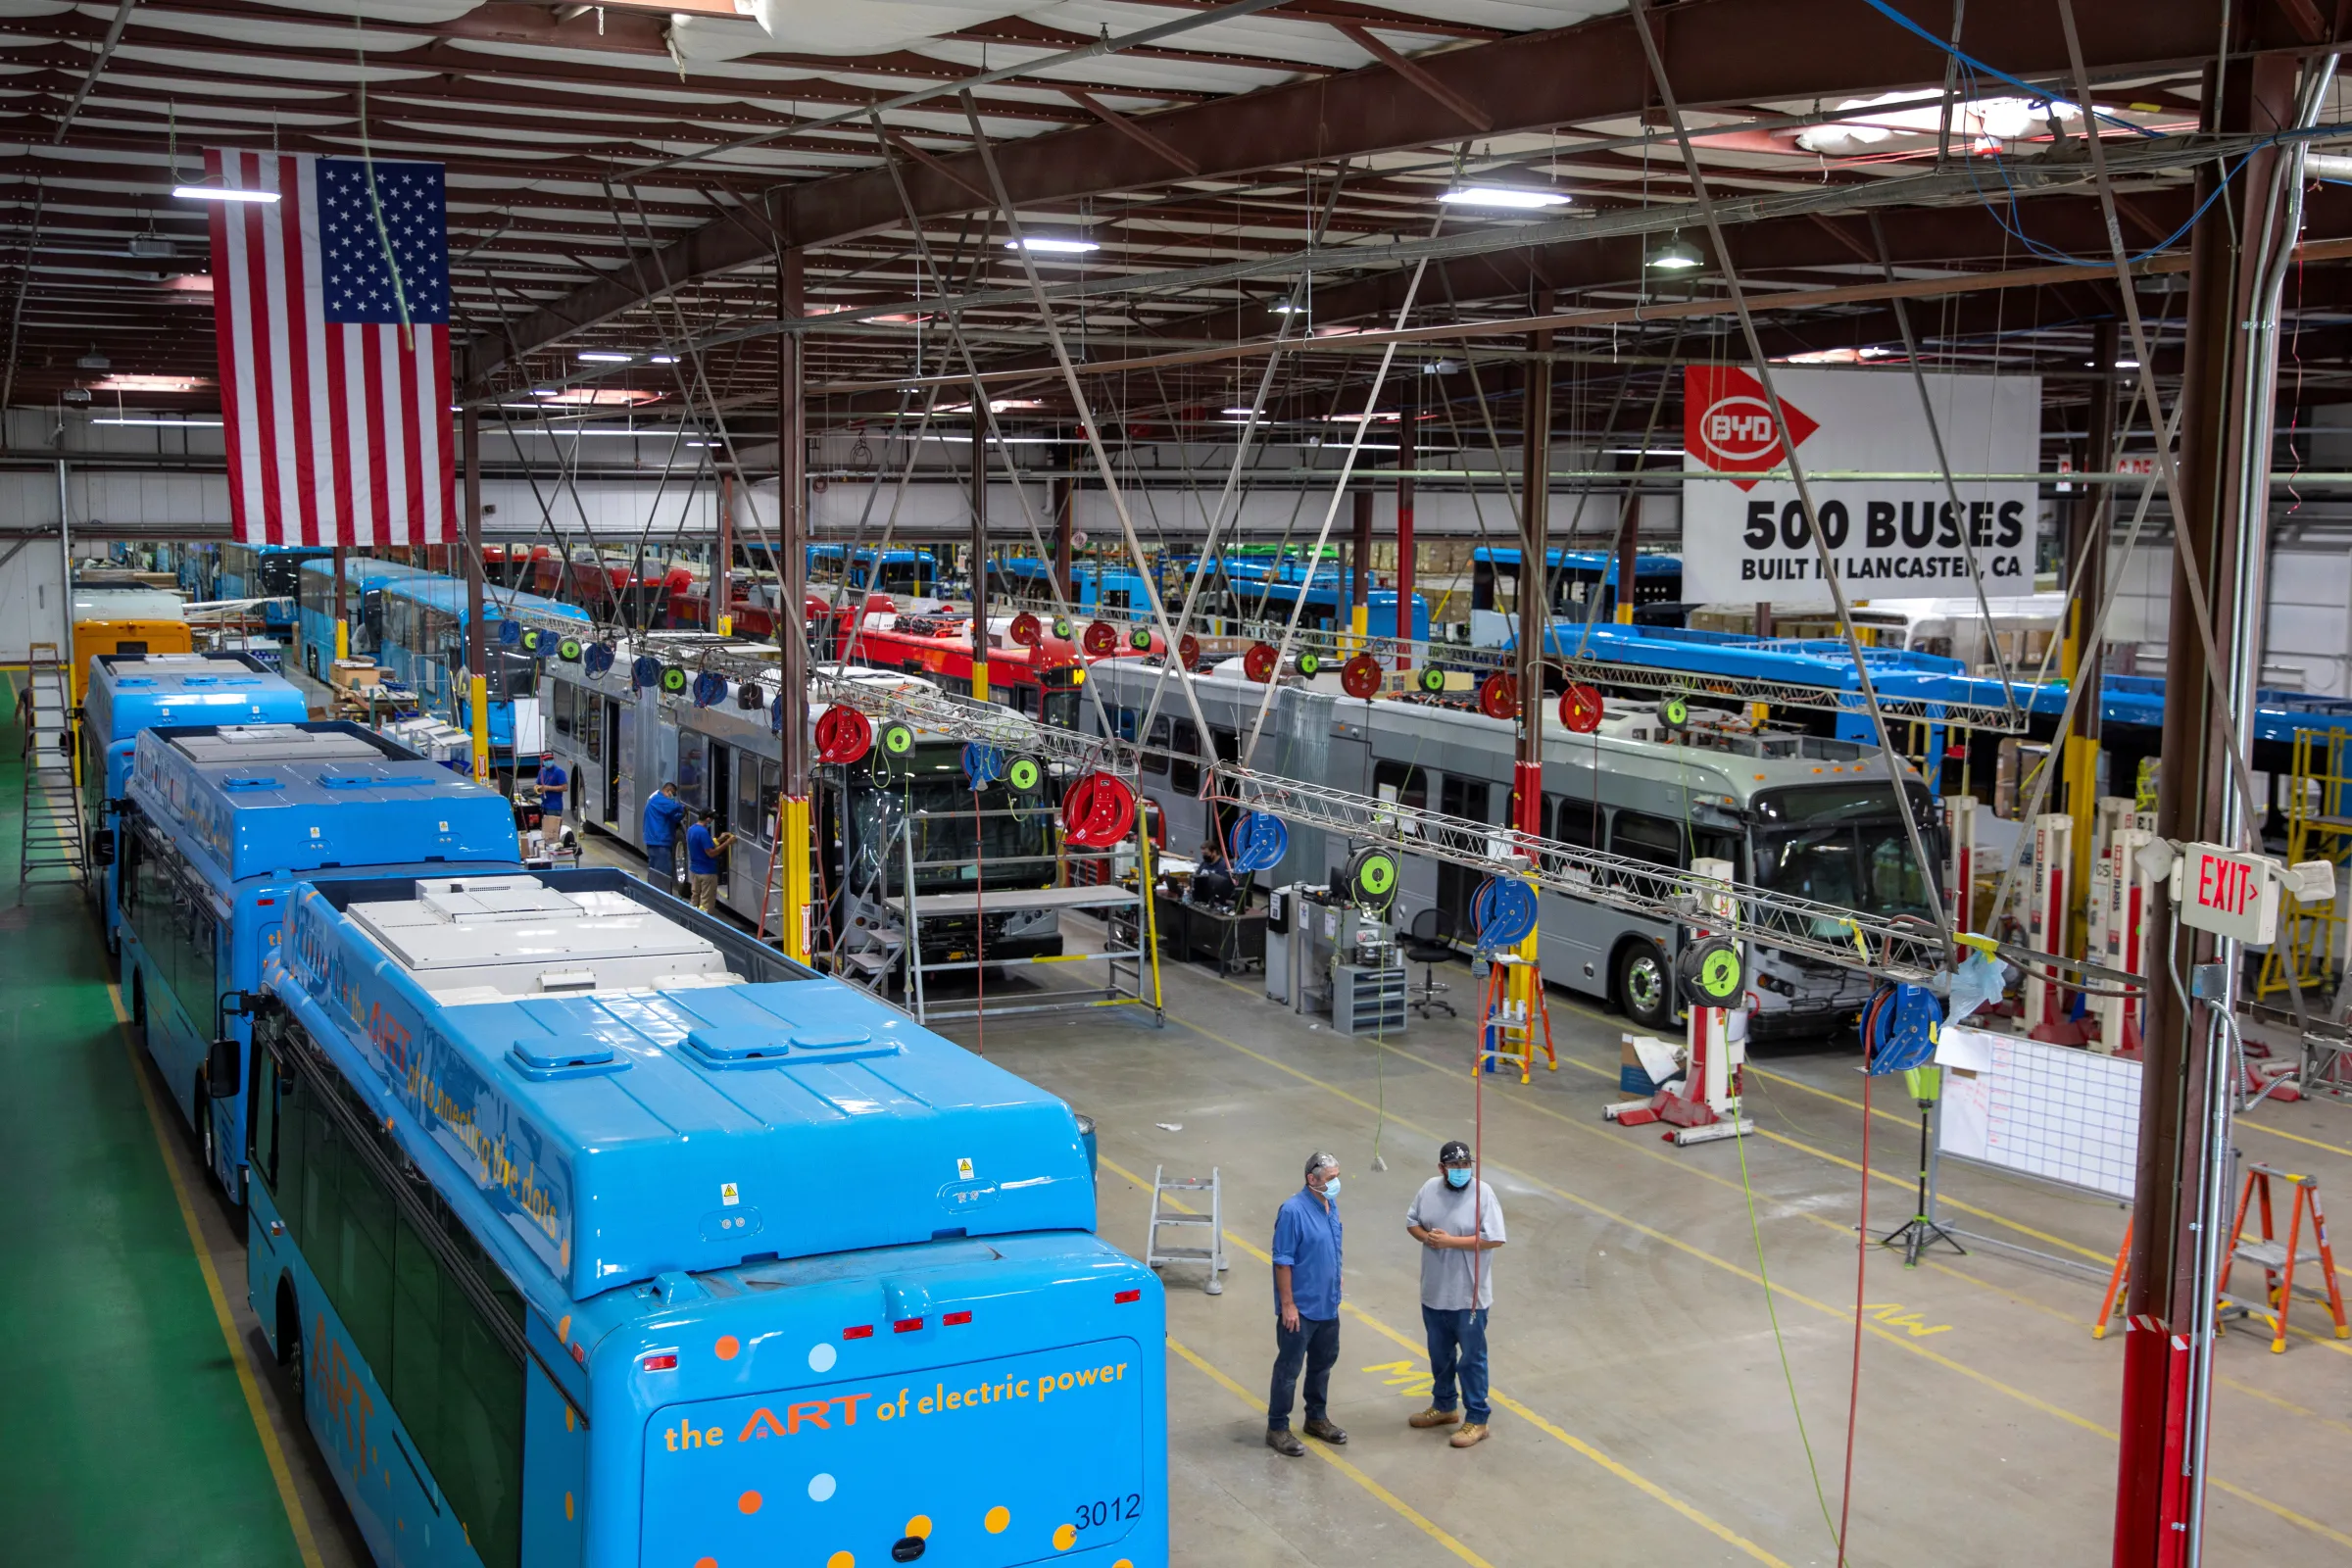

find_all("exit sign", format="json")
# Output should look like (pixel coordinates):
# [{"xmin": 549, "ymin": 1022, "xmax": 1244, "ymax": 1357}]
[{"xmin": 2174, "ymin": 844, "xmax": 2280, "ymax": 944}]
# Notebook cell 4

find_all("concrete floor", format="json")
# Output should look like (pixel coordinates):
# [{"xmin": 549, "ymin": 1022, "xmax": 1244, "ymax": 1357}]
[{"xmin": 25, "ymin": 768, "xmax": 2352, "ymax": 1567}]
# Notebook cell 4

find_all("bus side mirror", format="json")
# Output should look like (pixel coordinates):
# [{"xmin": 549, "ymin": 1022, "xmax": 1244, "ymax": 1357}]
[
  {"xmin": 88, "ymin": 828, "xmax": 115, "ymax": 867},
  {"xmin": 208, "ymin": 1036, "xmax": 241, "ymax": 1099}
]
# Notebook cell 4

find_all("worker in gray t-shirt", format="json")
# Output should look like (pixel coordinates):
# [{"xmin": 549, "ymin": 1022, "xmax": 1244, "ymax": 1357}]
[{"xmin": 1403, "ymin": 1139, "xmax": 1505, "ymax": 1447}]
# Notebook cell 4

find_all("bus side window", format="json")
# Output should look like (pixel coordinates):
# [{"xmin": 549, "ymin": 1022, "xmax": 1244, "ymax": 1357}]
[
  {"xmin": 1372, "ymin": 760, "xmax": 1428, "ymax": 811},
  {"xmin": 1553, "ymin": 797, "xmax": 1599, "ymax": 849},
  {"xmin": 1115, "ymin": 707, "xmax": 1138, "ymax": 742},
  {"xmin": 1171, "ymin": 721, "xmax": 1201, "ymax": 792},
  {"xmin": 1611, "ymin": 809, "xmax": 1686, "ymax": 868},
  {"xmin": 249, "ymin": 1047, "xmax": 282, "ymax": 1193},
  {"xmin": 1143, "ymin": 717, "xmax": 1171, "ymax": 776}
]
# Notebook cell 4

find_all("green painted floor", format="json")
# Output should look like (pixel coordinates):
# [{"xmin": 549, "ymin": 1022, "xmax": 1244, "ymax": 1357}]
[{"xmin": 0, "ymin": 684, "xmax": 311, "ymax": 1566}]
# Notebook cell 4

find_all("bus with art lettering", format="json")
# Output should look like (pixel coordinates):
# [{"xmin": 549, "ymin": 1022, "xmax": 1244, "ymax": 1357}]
[
  {"xmin": 117, "ymin": 720, "xmax": 522, "ymax": 1195},
  {"xmin": 247, "ymin": 866, "xmax": 1165, "ymax": 1568}
]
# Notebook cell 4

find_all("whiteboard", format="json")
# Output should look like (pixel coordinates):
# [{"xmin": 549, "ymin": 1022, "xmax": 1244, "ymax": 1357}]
[{"xmin": 1936, "ymin": 1027, "xmax": 2141, "ymax": 1200}]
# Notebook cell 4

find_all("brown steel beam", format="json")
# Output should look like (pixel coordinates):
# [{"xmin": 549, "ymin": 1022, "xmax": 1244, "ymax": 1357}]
[
  {"xmin": 1332, "ymin": 24, "xmax": 1493, "ymax": 131},
  {"xmin": 1060, "ymin": 88, "xmax": 1201, "ymax": 175},
  {"xmin": 463, "ymin": 0, "xmax": 2256, "ymax": 386}
]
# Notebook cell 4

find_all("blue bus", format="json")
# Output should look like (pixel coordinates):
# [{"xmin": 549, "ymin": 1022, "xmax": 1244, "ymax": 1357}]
[
  {"xmin": 295, "ymin": 555, "xmax": 431, "ymax": 680},
  {"xmin": 83, "ymin": 653, "xmax": 311, "ymax": 958},
  {"xmin": 118, "ymin": 721, "xmax": 520, "ymax": 1195},
  {"xmin": 217, "ymin": 542, "xmax": 338, "ymax": 633},
  {"xmin": 987, "ymin": 557, "xmax": 1176, "ymax": 614},
  {"xmin": 809, "ymin": 544, "xmax": 936, "ymax": 597},
  {"xmin": 248, "ymin": 866, "xmax": 1167, "ymax": 1568},
  {"xmin": 375, "ymin": 575, "xmax": 592, "ymax": 767}
]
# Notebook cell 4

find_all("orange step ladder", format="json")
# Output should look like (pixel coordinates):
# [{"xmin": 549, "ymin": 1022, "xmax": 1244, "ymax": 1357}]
[{"xmin": 2217, "ymin": 1165, "xmax": 2348, "ymax": 1353}]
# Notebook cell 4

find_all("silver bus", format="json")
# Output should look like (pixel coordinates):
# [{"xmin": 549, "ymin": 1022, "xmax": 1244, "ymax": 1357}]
[{"xmin": 1086, "ymin": 659, "xmax": 1942, "ymax": 1037}]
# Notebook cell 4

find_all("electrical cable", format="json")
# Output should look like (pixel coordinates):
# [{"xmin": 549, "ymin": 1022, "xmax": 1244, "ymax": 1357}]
[
  {"xmin": 1853, "ymin": 0, "xmax": 2158, "ymax": 139},
  {"xmin": 1732, "ymin": 1114, "xmax": 1841, "ymax": 1550}
]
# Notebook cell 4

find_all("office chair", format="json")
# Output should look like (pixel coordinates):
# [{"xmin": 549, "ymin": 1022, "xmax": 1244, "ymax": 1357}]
[{"xmin": 1402, "ymin": 906, "xmax": 1458, "ymax": 1017}]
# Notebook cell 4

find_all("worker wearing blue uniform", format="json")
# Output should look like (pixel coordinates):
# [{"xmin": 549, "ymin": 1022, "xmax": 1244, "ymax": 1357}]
[
  {"xmin": 642, "ymin": 781, "xmax": 688, "ymax": 889},
  {"xmin": 1266, "ymin": 1151, "xmax": 1347, "ymax": 1456},
  {"xmin": 536, "ymin": 759, "xmax": 568, "ymax": 826}
]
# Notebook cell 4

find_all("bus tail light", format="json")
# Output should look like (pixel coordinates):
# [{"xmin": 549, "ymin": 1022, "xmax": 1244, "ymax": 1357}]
[
  {"xmin": 641, "ymin": 1352, "xmax": 678, "ymax": 1371},
  {"xmin": 843, "ymin": 1324, "xmax": 874, "ymax": 1340},
  {"xmin": 1114, "ymin": 1289, "xmax": 1142, "ymax": 1304},
  {"xmin": 943, "ymin": 1310, "xmax": 972, "ymax": 1326}
]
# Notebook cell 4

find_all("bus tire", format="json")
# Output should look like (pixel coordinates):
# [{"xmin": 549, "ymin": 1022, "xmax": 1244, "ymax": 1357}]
[
  {"xmin": 195, "ymin": 1077, "xmax": 214, "ymax": 1175},
  {"xmin": 128, "ymin": 970, "xmax": 146, "ymax": 1038},
  {"xmin": 1614, "ymin": 939, "xmax": 1675, "ymax": 1032}
]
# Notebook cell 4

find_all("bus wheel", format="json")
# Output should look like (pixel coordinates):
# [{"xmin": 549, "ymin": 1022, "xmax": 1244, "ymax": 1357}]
[
  {"xmin": 1615, "ymin": 940, "xmax": 1674, "ymax": 1032},
  {"xmin": 195, "ymin": 1081, "xmax": 216, "ymax": 1179},
  {"xmin": 128, "ymin": 971, "xmax": 145, "ymax": 1036}
]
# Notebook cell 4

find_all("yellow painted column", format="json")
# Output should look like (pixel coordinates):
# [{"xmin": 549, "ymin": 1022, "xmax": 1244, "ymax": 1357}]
[
  {"xmin": 334, "ymin": 619, "xmax": 349, "ymax": 661},
  {"xmin": 2064, "ymin": 733, "xmax": 2101, "ymax": 958},
  {"xmin": 779, "ymin": 794, "xmax": 812, "ymax": 961},
  {"xmin": 469, "ymin": 672, "xmax": 490, "ymax": 783}
]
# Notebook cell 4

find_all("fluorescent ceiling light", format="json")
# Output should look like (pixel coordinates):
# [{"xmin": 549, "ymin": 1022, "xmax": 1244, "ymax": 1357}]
[
  {"xmin": 93, "ymin": 416, "xmax": 223, "ymax": 427},
  {"xmin": 576, "ymin": 351, "xmax": 634, "ymax": 364},
  {"xmin": 172, "ymin": 185, "xmax": 278, "ymax": 203},
  {"xmin": 1797, "ymin": 91, "xmax": 2084, "ymax": 154},
  {"xmin": 1006, "ymin": 236, "xmax": 1099, "ymax": 254},
  {"xmin": 92, "ymin": 374, "xmax": 207, "ymax": 393},
  {"xmin": 1222, "ymin": 407, "xmax": 1260, "ymax": 416},
  {"xmin": 1438, "ymin": 184, "xmax": 1570, "ymax": 209},
  {"xmin": 1270, "ymin": 296, "xmax": 1305, "ymax": 314},
  {"xmin": 650, "ymin": 354, "xmax": 679, "ymax": 365}
]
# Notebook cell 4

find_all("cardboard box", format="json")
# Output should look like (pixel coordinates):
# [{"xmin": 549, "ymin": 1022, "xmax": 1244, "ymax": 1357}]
[{"xmin": 330, "ymin": 659, "xmax": 382, "ymax": 691}]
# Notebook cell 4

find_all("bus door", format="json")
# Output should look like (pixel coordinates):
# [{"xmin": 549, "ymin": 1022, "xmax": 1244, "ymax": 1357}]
[
  {"xmin": 612, "ymin": 691, "xmax": 630, "ymax": 827},
  {"xmin": 1542, "ymin": 795, "xmax": 1612, "ymax": 997}
]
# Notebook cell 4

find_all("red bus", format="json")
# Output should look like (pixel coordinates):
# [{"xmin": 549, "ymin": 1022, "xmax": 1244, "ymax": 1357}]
[{"xmin": 839, "ymin": 608, "xmax": 1164, "ymax": 726}]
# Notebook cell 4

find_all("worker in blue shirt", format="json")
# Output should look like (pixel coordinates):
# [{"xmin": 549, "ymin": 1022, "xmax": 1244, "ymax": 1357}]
[
  {"xmin": 685, "ymin": 809, "xmax": 734, "ymax": 912},
  {"xmin": 1265, "ymin": 1151, "xmax": 1347, "ymax": 1456},
  {"xmin": 642, "ymin": 780, "xmax": 688, "ymax": 890},
  {"xmin": 535, "ymin": 759, "xmax": 568, "ymax": 828}
]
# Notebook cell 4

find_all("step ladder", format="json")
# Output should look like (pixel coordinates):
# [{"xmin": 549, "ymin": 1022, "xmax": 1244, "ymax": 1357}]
[
  {"xmin": 1474, "ymin": 953, "xmax": 1556, "ymax": 1084},
  {"xmin": 18, "ymin": 641, "xmax": 87, "ymax": 893},
  {"xmin": 2218, "ymin": 1163, "xmax": 2349, "ymax": 1352},
  {"xmin": 1144, "ymin": 1165, "xmax": 1227, "ymax": 1296}
]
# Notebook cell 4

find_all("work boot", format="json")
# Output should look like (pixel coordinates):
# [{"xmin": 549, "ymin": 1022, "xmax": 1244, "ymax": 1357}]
[
  {"xmin": 1303, "ymin": 1416, "xmax": 1348, "ymax": 1446},
  {"xmin": 1449, "ymin": 1422, "xmax": 1490, "ymax": 1448},
  {"xmin": 1266, "ymin": 1428, "xmax": 1305, "ymax": 1457},
  {"xmin": 1407, "ymin": 1406, "xmax": 1461, "ymax": 1429}
]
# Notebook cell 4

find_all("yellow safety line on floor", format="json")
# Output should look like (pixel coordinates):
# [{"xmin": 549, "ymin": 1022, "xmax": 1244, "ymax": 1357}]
[
  {"xmin": 1270, "ymin": 972, "xmax": 2352, "ymax": 1306},
  {"xmin": 1159, "ymin": 1008, "xmax": 2352, "ymax": 1554},
  {"xmin": 1162, "ymin": 1337, "xmax": 1494, "ymax": 1568},
  {"xmin": 1103, "ymin": 1156, "xmax": 1791, "ymax": 1567},
  {"xmin": 107, "ymin": 979, "xmax": 327, "ymax": 1568}
]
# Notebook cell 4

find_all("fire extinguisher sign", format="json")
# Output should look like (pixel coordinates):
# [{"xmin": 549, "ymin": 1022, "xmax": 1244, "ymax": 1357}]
[{"xmin": 1679, "ymin": 365, "xmax": 2042, "ymax": 606}]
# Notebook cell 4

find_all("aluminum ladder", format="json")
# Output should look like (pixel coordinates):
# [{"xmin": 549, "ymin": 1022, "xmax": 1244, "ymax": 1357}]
[
  {"xmin": 1145, "ymin": 1165, "xmax": 1227, "ymax": 1295},
  {"xmin": 18, "ymin": 641, "xmax": 86, "ymax": 893}
]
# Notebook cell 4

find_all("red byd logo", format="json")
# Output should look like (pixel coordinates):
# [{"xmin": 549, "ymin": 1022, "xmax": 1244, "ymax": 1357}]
[{"xmin": 1684, "ymin": 366, "xmax": 1820, "ymax": 492}]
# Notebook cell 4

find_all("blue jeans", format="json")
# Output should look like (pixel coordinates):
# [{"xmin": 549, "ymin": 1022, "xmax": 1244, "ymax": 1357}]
[
  {"xmin": 1267, "ymin": 1314, "xmax": 1340, "ymax": 1431},
  {"xmin": 646, "ymin": 840, "xmax": 677, "ymax": 887},
  {"xmin": 1422, "ymin": 1305, "xmax": 1490, "ymax": 1424}
]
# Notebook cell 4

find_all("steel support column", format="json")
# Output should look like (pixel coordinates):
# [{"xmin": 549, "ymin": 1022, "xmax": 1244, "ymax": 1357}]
[
  {"xmin": 2064, "ymin": 319, "xmax": 2118, "ymax": 948},
  {"xmin": 778, "ymin": 248, "xmax": 813, "ymax": 962},
  {"xmin": 2115, "ymin": 53, "xmax": 2298, "ymax": 1568},
  {"xmin": 1396, "ymin": 382, "xmax": 1417, "ymax": 668},
  {"xmin": 1052, "ymin": 468, "xmax": 1074, "ymax": 601},
  {"xmin": 332, "ymin": 543, "xmax": 348, "ymax": 662},
  {"xmin": 970, "ymin": 410, "xmax": 991, "ymax": 701},
  {"xmin": 1513, "ymin": 297, "xmax": 1553, "ymax": 838},
  {"xmin": 1350, "ymin": 487, "xmax": 1373, "ymax": 644},
  {"xmin": 464, "ymin": 407, "xmax": 487, "ymax": 782}
]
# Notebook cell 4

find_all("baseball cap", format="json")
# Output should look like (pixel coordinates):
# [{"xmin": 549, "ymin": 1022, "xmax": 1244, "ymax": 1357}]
[{"xmin": 1439, "ymin": 1140, "xmax": 1473, "ymax": 1166}]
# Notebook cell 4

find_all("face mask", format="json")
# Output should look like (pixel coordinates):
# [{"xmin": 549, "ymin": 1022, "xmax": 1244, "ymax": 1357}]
[
  {"xmin": 1446, "ymin": 1167, "xmax": 1472, "ymax": 1190},
  {"xmin": 1319, "ymin": 1177, "xmax": 1341, "ymax": 1199}
]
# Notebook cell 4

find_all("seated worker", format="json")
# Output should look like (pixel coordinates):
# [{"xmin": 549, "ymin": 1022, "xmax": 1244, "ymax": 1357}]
[{"xmin": 1192, "ymin": 835, "xmax": 1240, "ymax": 909}]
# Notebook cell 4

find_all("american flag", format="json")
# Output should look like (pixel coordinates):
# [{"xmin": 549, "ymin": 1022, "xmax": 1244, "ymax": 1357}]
[{"xmin": 204, "ymin": 148, "xmax": 455, "ymax": 547}]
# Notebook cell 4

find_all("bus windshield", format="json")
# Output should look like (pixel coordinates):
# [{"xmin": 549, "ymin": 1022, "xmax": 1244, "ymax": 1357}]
[
  {"xmin": 1749, "ymin": 783, "xmax": 1941, "ymax": 921},
  {"xmin": 848, "ymin": 757, "xmax": 1054, "ymax": 895}
]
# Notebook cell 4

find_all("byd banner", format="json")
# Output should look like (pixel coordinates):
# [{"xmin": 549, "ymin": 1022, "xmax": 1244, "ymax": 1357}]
[{"xmin": 1679, "ymin": 365, "xmax": 2041, "ymax": 606}]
